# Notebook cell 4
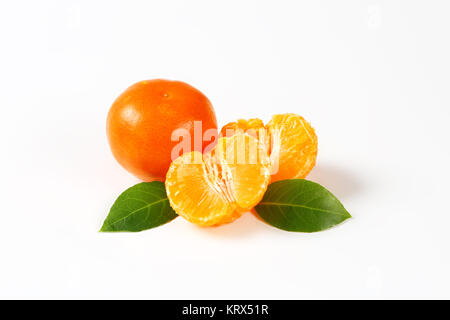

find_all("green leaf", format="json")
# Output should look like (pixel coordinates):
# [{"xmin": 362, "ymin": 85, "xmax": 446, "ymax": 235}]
[
  {"xmin": 254, "ymin": 179, "xmax": 351, "ymax": 232},
  {"xmin": 100, "ymin": 182, "xmax": 177, "ymax": 232}
]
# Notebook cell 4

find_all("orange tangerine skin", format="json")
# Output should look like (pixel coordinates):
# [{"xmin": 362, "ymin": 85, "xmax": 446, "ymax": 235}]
[
  {"xmin": 220, "ymin": 113, "xmax": 318, "ymax": 181},
  {"xmin": 107, "ymin": 79, "xmax": 217, "ymax": 182}
]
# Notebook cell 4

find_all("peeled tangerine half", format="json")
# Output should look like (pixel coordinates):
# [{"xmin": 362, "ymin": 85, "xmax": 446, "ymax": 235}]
[
  {"xmin": 165, "ymin": 133, "xmax": 271, "ymax": 226},
  {"xmin": 220, "ymin": 113, "xmax": 318, "ymax": 182}
]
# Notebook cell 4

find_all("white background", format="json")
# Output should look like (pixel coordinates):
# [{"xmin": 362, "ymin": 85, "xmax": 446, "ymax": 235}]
[{"xmin": 1, "ymin": 0, "xmax": 449, "ymax": 299}]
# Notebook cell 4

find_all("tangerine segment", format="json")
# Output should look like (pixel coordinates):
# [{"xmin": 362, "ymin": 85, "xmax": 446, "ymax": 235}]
[
  {"xmin": 212, "ymin": 134, "xmax": 271, "ymax": 210},
  {"xmin": 267, "ymin": 114, "xmax": 317, "ymax": 181},
  {"xmin": 165, "ymin": 134, "xmax": 270, "ymax": 227},
  {"xmin": 220, "ymin": 118, "xmax": 270, "ymax": 157},
  {"xmin": 219, "ymin": 114, "xmax": 318, "ymax": 182},
  {"xmin": 165, "ymin": 151, "xmax": 233, "ymax": 226},
  {"xmin": 220, "ymin": 118, "xmax": 265, "ymax": 140}
]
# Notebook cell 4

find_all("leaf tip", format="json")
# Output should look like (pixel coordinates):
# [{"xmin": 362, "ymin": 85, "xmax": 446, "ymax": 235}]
[
  {"xmin": 99, "ymin": 222, "xmax": 111, "ymax": 232},
  {"xmin": 344, "ymin": 209, "xmax": 352, "ymax": 219}
]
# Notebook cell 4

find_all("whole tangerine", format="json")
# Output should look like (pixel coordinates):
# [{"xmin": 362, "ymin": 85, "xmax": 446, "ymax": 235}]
[{"xmin": 107, "ymin": 79, "xmax": 218, "ymax": 181}]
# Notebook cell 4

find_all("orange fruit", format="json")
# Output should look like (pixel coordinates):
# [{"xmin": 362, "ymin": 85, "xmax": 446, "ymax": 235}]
[
  {"xmin": 221, "ymin": 113, "xmax": 317, "ymax": 181},
  {"xmin": 165, "ymin": 133, "xmax": 270, "ymax": 226},
  {"xmin": 107, "ymin": 79, "xmax": 217, "ymax": 181}
]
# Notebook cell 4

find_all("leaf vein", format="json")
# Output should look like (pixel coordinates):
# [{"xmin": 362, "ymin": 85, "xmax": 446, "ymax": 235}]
[
  {"xmin": 104, "ymin": 198, "xmax": 169, "ymax": 228},
  {"xmin": 258, "ymin": 201, "xmax": 348, "ymax": 216}
]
